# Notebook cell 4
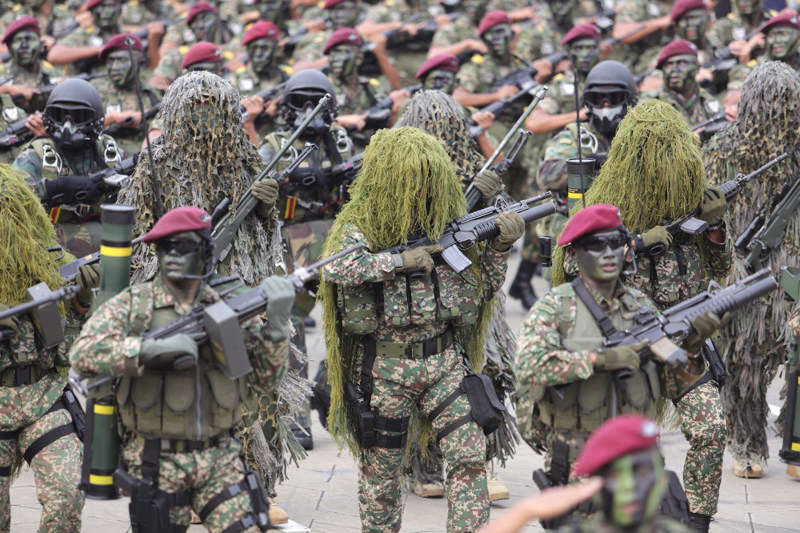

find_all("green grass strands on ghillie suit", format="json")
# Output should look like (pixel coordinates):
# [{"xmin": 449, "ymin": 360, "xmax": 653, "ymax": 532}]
[
  {"xmin": 551, "ymin": 100, "xmax": 708, "ymax": 288},
  {"xmin": 118, "ymin": 71, "xmax": 282, "ymax": 286},
  {"xmin": 318, "ymin": 127, "xmax": 493, "ymax": 457},
  {"xmin": 402, "ymin": 90, "xmax": 520, "ymax": 464},
  {"xmin": 703, "ymin": 61, "xmax": 800, "ymax": 462}
]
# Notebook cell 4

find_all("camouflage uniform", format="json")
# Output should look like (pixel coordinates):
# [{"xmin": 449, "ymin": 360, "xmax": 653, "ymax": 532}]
[
  {"xmin": 57, "ymin": 24, "xmax": 120, "ymax": 75},
  {"xmin": 0, "ymin": 95, "xmax": 26, "ymax": 165},
  {"xmin": 229, "ymin": 64, "xmax": 291, "ymax": 139},
  {"xmin": 323, "ymin": 222, "xmax": 510, "ymax": 532},
  {"xmin": 69, "ymin": 275, "xmax": 288, "ymax": 530},
  {"xmin": 431, "ymin": 14, "xmax": 476, "ymax": 48},
  {"xmin": 0, "ymin": 59, "xmax": 59, "ymax": 101},
  {"xmin": 90, "ymin": 76, "xmax": 159, "ymax": 157},
  {"xmin": 645, "ymin": 86, "xmax": 721, "ymax": 127},
  {"xmin": 152, "ymin": 44, "xmax": 235, "ymax": 88},
  {"xmin": 120, "ymin": 0, "xmax": 160, "ymax": 26},
  {"xmin": 614, "ymin": 0, "xmax": 673, "ymax": 74},
  {"xmin": 291, "ymin": 29, "xmax": 334, "ymax": 65},
  {"xmin": 12, "ymin": 134, "xmax": 123, "ymax": 257},
  {"xmin": 0, "ymin": 3, "xmax": 75, "ymax": 40}
]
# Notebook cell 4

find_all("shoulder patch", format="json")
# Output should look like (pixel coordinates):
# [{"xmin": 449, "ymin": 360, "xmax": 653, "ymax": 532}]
[
  {"xmin": 314, "ymin": 36, "xmax": 323, "ymax": 43},
  {"xmin": 42, "ymin": 60, "xmax": 53, "ymax": 68},
  {"xmin": 280, "ymin": 65, "xmax": 293, "ymax": 75},
  {"xmin": 553, "ymin": 73, "xmax": 564, "ymax": 81},
  {"xmin": 179, "ymin": 45, "xmax": 189, "ymax": 55},
  {"xmin": 86, "ymin": 26, "xmax": 97, "ymax": 34},
  {"xmin": 471, "ymin": 54, "xmax": 484, "ymax": 64},
  {"xmin": 747, "ymin": 59, "xmax": 757, "ymax": 66},
  {"xmin": 368, "ymin": 78, "xmax": 380, "ymax": 86},
  {"xmin": 386, "ymin": 0, "xmax": 394, "ymax": 5},
  {"xmin": 727, "ymin": 13, "xmax": 734, "ymax": 19},
  {"xmin": 130, "ymin": 0, "xmax": 139, "ymax": 4},
  {"xmin": 12, "ymin": 4, "xmax": 21, "ymax": 11},
  {"xmin": 235, "ymin": 65, "xmax": 246, "ymax": 73},
  {"xmin": 223, "ymin": 51, "xmax": 234, "ymax": 60}
]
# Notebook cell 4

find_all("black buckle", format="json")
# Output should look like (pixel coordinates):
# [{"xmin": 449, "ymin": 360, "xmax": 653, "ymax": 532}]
[{"xmin": 15, "ymin": 366, "xmax": 31, "ymax": 386}]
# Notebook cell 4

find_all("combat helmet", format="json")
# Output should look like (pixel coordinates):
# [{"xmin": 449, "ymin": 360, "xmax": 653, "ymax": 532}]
[
  {"xmin": 581, "ymin": 60, "xmax": 638, "ymax": 135},
  {"xmin": 42, "ymin": 79, "xmax": 105, "ymax": 150}
]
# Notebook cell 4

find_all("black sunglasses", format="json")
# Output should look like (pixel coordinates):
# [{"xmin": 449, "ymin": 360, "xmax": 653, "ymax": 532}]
[
  {"xmin": 576, "ymin": 234, "xmax": 628, "ymax": 252},
  {"xmin": 157, "ymin": 238, "xmax": 203, "ymax": 255}
]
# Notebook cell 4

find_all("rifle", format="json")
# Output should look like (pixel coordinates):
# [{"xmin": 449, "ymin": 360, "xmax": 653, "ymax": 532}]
[
  {"xmin": 490, "ymin": 52, "xmax": 568, "ymax": 93},
  {"xmin": 240, "ymin": 83, "xmax": 285, "ymax": 122},
  {"xmin": 359, "ymin": 84, "xmax": 422, "ymax": 132},
  {"xmin": 139, "ymin": 243, "xmax": 365, "ymax": 378},
  {"xmin": 42, "ymin": 153, "xmax": 140, "ymax": 208},
  {"xmin": 274, "ymin": 142, "xmax": 319, "ymax": 194},
  {"xmin": 211, "ymin": 94, "xmax": 332, "ymax": 261},
  {"xmin": 53, "ymin": 21, "xmax": 80, "ymax": 40},
  {"xmin": 702, "ymin": 29, "xmax": 761, "ymax": 71},
  {"xmin": 468, "ymin": 87, "xmax": 533, "ymax": 137},
  {"xmin": 601, "ymin": 24, "xmax": 646, "ymax": 48},
  {"xmin": 604, "ymin": 268, "xmax": 777, "ymax": 368},
  {"xmin": 0, "ymin": 283, "xmax": 79, "ymax": 347},
  {"xmin": 17, "ymin": 72, "xmax": 108, "ymax": 112},
  {"xmin": 281, "ymin": 27, "xmax": 309, "ymax": 57},
  {"xmin": 0, "ymin": 117, "xmax": 33, "ymax": 150},
  {"xmin": 326, "ymin": 152, "xmax": 364, "ymax": 190},
  {"xmin": 383, "ymin": 13, "xmax": 460, "ymax": 51},
  {"xmin": 691, "ymin": 111, "xmax": 726, "ymax": 132},
  {"xmin": 736, "ymin": 155, "xmax": 798, "ymax": 272},
  {"xmin": 464, "ymin": 85, "xmax": 548, "ymax": 209},
  {"xmin": 102, "ymin": 103, "xmax": 161, "ymax": 138},
  {"xmin": 59, "ymin": 236, "xmax": 144, "ymax": 283},
  {"xmin": 382, "ymin": 191, "xmax": 555, "ymax": 273},
  {"xmin": 642, "ymin": 153, "xmax": 789, "ymax": 256}
]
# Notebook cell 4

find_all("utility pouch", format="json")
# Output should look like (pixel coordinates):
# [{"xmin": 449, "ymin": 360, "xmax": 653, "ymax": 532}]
[
  {"xmin": 345, "ymin": 381, "xmax": 376, "ymax": 448},
  {"xmin": 129, "ymin": 476, "xmax": 171, "ymax": 533},
  {"xmin": 461, "ymin": 373, "xmax": 505, "ymax": 435},
  {"xmin": 63, "ymin": 388, "xmax": 86, "ymax": 442},
  {"xmin": 540, "ymin": 236, "xmax": 552, "ymax": 268}
]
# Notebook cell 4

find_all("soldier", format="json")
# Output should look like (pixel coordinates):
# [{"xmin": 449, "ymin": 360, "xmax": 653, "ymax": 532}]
[
  {"xmin": 515, "ymin": 202, "xmax": 719, "ymax": 528},
  {"xmin": 0, "ymin": 165, "xmax": 92, "ymax": 533},
  {"xmin": 549, "ymin": 100, "xmax": 732, "ymax": 532},
  {"xmin": 648, "ymin": 40, "xmax": 720, "ymax": 126},
  {"xmin": 13, "ymin": 78, "xmax": 123, "ymax": 257},
  {"xmin": 47, "ymin": 0, "xmax": 124, "ymax": 75},
  {"xmin": 669, "ymin": 0, "xmax": 725, "ymax": 90},
  {"xmin": 427, "ymin": 0, "xmax": 488, "ymax": 60},
  {"xmin": 69, "ymin": 206, "xmax": 293, "ymax": 532},
  {"xmin": 180, "ymin": 41, "xmax": 226, "ymax": 76},
  {"xmin": 709, "ymin": 0, "xmax": 770, "ymax": 65},
  {"xmin": 93, "ymin": 33, "xmax": 159, "ymax": 157},
  {"xmin": 612, "ymin": 0, "xmax": 672, "ymax": 75},
  {"xmin": 0, "ymin": 17, "xmax": 59, "ymax": 115},
  {"xmin": 0, "ymin": 0, "xmax": 75, "ymax": 47},
  {"xmin": 318, "ymin": 126, "xmax": 524, "ymax": 532},
  {"xmin": 703, "ymin": 61, "xmax": 800, "ymax": 479},
  {"xmin": 728, "ymin": 13, "xmax": 800, "ymax": 87},
  {"xmin": 290, "ymin": 0, "xmax": 365, "ymax": 69}
]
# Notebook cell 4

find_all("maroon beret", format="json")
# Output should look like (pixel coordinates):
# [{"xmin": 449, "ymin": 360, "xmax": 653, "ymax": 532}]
[
  {"xmin": 186, "ymin": 1, "xmax": 218, "ymax": 25},
  {"xmin": 562, "ymin": 24, "xmax": 602, "ymax": 46},
  {"xmin": 656, "ymin": 39, "xmax": 698, "ymax": 69},
  {"xmin": 670, "ymin": 0, "xmax": 706, "ymax": 23},
  {"xmin": 99, "ymin": 33, "xmax": 143, "ymax": 62},
  {"xmin": 242, "ymin": 21, "xmax": 280, "ymax": 46},
  {"xmin": 181, "ymin": 41, "xmax": 223, "ymax": 69},
  {"xmin": 573, "ymin": 415, "xmax": 659, "ymax": 477},
  {"xmin": 558, "ymin": 204, "xmax": 624, "ymax": 246},
  {"xmin": 323, "ymin": 27, "xmax": 363, "ymax": 54},
  {"xmin": 1, "ymin": 16, "xmax": 41, "ymax": 44},
  {"xmin": 143, "ymin": 207, "xmax": 212, "ymax": 243},
  {"xmin": 478, "ymin": 11, "xmax": 511, "ymax": 37},
  {"xmin": 760, "ymin": 12, "xmax": 800, "ymax": 34},
  {"xmin": 415, "ymin": 53, "xmax": 459, "ymax": 79}
]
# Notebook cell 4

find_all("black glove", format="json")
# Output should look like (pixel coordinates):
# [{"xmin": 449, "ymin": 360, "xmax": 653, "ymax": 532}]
[
  {"xmin": 288, "ymin": 166, "xmax": 328, "ymax": 189},
  {"xmin": 42, "ymin": 175, "xmax": 102, "ymax": 206}
]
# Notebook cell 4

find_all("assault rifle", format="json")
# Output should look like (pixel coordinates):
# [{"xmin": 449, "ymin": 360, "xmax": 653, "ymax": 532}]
[
  {"xmin": 604, "ymin": 268, "xmax": 777, "ymax": 368},
  {"xmin": 0, "ymin": 283, "xmax": 79, "ymax": 347},
  {"xmin": 490, "ymin": 52, "xmax": 568, "ymax": 94},
  {"xmin": 0, "ymin": 117, "xmax": 33, "ymax": 150},
  {"xmin": 735, "ymin": 154, "xmax": 799, "ymax": 272},
  {"xmin": 468, "ymin": 88, "xmax": 533, "ymax": 137},
  {"xmin": 240, "ymin": 83, "xmax": 285, "ymax": 122},
  {"xmin": 359, "ymin": 84, "xmax": 422, "ymax": 132},
  {"xmin": 691, "ymin": 111, "xmax": 726, "ymax": 132},
  {"xmin": 382, "ymin": 191, "xmax": 555, "ymax": 273},
  {"xmin": 275, "ymin": 143, "xmax": 319, "ymax": 194},
  {"xmin": 211, "ymin": 94, "xmax": 332, "ymax": 261},
  {"xmin": 601, "ymin": 24, "xmax": 646, "ymax": 48},
  {"xmin": 702, "ymin": 28, "xmax": 762, "ymax": 72},
  {"xmin": 139, "ymin": 243, "xmax": 364, "ymax": 379},
  {"xmin": 641, "ymin": 153, "xmax": 789, "ymax": 256},
  {"xmin": 42, "ymin": 153, "xmax": 140, "ymax": 207},
  {"xmin": 18, "ymin": 71, "xmax": 107, "ymax": 112},
  {"xmin": 102, "ymin": 103, "xmax": 161, "ymax": 138},
  {"xmin": 384, "ymin": 13, "xmax": 460, "ymax": 51}
]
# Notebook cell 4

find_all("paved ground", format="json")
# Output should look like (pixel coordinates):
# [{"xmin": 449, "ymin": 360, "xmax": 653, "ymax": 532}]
[{"xmin": 9, "ymin": 255, "xmax": 800, "ymax": 532}]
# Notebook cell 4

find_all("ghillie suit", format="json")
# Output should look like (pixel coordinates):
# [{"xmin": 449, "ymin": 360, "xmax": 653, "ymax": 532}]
[
  {"xmin": 703, "ymin": 61, "xmax": 800, "ymax": 468},
  {"xmin": 400, "ymin": 91, "xmax": 520, "ymax": 473},
  {"xmin": 0, "ymin": 166, "xmax": 84, "ymax": 530},
  {"xmin": 117, "ymin": 71, "xmax": 309, "ymax": 491},
  {"xmin": 547, "ymin": 100, "xmax": 731, "ymax": 517}
]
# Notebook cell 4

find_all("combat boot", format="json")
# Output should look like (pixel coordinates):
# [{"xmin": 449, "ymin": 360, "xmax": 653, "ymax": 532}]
[
  {"xmin": 269, "ymin": 498, "xmax": 289, "ymax": 525},
  {"xmin": 732, "ymin": 457, "xmax": 763, "ymax": 478},
  {"xmin": 486, "ymin": 462, "xmax": 509, "ymax": 502},
  {"xmin": 787, "ymin": 464, "xmax": 800, "ymax": 478},
  {"xmin": 410, "ymin": 479, "xmax": 445, "ymax": 498},
  {"xmin": 508, "ymin": 260, "xmax": 539, "ymax": 310},
  {"xmin": 688, "ymin": 512, "xmax": 711, "ymax": 533}
]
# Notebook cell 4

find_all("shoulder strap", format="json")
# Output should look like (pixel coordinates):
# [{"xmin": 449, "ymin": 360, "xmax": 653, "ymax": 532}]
[
  {"xmin": 129, "ymin": 285, "xmax": 152, "ymax": 335},
  {"xmin": 570, "ymin": 278, "xmax": 618, "ymax": 339}
]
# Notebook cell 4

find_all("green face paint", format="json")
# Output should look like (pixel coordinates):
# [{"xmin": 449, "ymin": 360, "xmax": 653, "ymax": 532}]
[
  {"xmin": 569, "ymin": 38, "xmax": 600, "ymax": 77},
  {"xmin": 248, "ymin": 38, "xmax": 278, "ymax": 76},
  {"xmin": 676, "ymin": 9, "xmax": 709, "ymax": 45},
  {"xmin": 327, "ymin": 44, "xmax": 359, "ymax": 80},
  {"xmin": 190, "ymin": 11, "xmax": 218, "ymax": 42},
  {"xmin": 106, "ymin": 49, "xmax": 136, "ymax": 88},
  {"xmin": 423, "ymin": 69, "xmax": 457, "ymax": 94},
  {"xmin": 549, "ymin": 0, "xmax": 578, "ymax": 26},
  {"xmin": 600, "ymin": 449, "xmax": 666, "ymax": 528},
  {"xmin": 574, "ymin": 230, "xmax": 627, "ymax": 283},
  {"xmin": 156, "ymin": 232, "xmax": 206, "ymax": 281},
  {"xmin": 662, "ymin": 53, "xmax": 698, "ymax": 95},
  {"xmin": 93, "ymin": 0, "xmax": 122, "ymax": 30},
  {"xmin": 767, "ymin": 27, "xmax": 799, "ymax": 60},
  {"xmin": 9, "ymin": 31, "xmax": 41, "ymax": 68},
  {"xmin": 329, "ymin": 1, "xmax": 360, "ymax": 29},
  {"xmin": 483, "ymin": 24, "xmax": 513, "ymax": 64}
]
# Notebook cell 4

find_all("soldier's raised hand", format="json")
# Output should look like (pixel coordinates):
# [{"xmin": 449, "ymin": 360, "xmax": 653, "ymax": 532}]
[
  {"xmin": 493, "ymin": 211, "xmax": 525, "ymax": 250},
  {"xmin": 684, "ymin": 311, "xmax": 721, "ymax": 353},
  {"xmin": 593, "ymin": 342, "xmax": 645, "ymax": 372},
  {"xmin": 395, "ymin": 245, "xmax": 443, "ymax": 275},
  {"xmin": 76, "ymin": 264, "xmax": 101, "ymax": 305},
  {"xmin": 698, "ymin": 186, "xmax": 727, "ymax": 225},
  {"xmin": 638, "ymin": 225, "xmax": 673, "ymax": 255},
  {"xmin": 472, "ymin": 169, "xmax": 503, "ymax": 200},
  {"xmin": 251, "ymin": 178, "xmax": 279, "ymax": 210}
]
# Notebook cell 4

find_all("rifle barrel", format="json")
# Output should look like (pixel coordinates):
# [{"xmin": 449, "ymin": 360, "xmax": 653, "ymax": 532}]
[{"xmin": 0, "ymin": 285, "xmax": 79, "ymax": 321}]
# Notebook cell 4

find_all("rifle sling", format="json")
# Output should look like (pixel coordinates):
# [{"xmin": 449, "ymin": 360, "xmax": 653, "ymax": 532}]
[{"xmin": 571, "ymin": 278, "xmax": 619, "ymax": 339}]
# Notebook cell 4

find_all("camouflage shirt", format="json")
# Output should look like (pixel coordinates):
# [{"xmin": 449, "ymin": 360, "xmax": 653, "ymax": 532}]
[
  {"xmin": 0, "ymin": 59, "xmax": 58, "ymax": 93},
  {"xmin": 538, "ymin": 69, "xmax": 579, "ymax": 117},
  {"xmin": 0, "ymin": 3, "xmax": 75, "ymax": 39},
  {"xmin": 431, "ymin": 15, "xmax": 476, "ymax": 48},
  {"xmin": 538, "ymin": 120, "xmax": 611, "ymax": 192},
  {"xmin": 615, "ymin": 0, "xmax": 673, "ymax": 73},
  {"xmin": 331, "ymin": 76, "xmax": 382, "ymax": 116},
  {"xmin": 58, "ymin": 24, "xmax": 121, "ymax": 75},
  {"xmin": 153, "ymin": 44, "xmax": 235, "ymax": 86},
  {"xmin": 644, "ymin": 86, "xmax": 721, "ymax": 127},
  {"xmin": 91, "ymin": 76, "xmax": 159, "ymax": 157}
]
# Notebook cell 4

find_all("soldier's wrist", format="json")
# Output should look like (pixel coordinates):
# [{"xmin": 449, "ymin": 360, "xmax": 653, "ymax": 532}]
[{"xmin": 391, "ymin": 253, "xmax": 404, "ymax": 272}]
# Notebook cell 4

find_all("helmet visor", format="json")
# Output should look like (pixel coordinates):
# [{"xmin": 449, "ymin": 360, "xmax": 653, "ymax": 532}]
[
  {"xmin": 45, "ymin": 105, "xmax": 97, "ymax": 125},
  {"xmin": 584, "ymin": 90, "xmax": 629, "ymax": 108}
]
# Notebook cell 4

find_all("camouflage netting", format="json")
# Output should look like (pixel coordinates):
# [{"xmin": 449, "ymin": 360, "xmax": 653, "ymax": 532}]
[
  {"xmin": 703, "ymin": 61, "xmax": 800, "ymax": 460},
  {"xmin": 318, "ymin": 127, "xmax": 493, "ymax": 458},
  {"xmin": 118, "ymin": 71, "xmax": 283, "ymax": 286}
]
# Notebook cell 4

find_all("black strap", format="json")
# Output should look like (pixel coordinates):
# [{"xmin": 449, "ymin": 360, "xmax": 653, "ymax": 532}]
[
  {"xmin": 221, "ymin": 513, "xmax": 260, "ymax": 533},
  {"xmin": 23, "ymin": 423, "xmax": 74, "ymax": 464},
  {"xmin": 571, "ymin": 278, "xmax": 618, "ymax": 339},
  {"xmin": 428, "ymin": 387, "xmax": 465, "ymax": 423},
  {"xmin": 199, "ymin": 479, "xmax": 247, "ymax": 522},
  {"xmin": 141, "ymin": 438, "xmax": 161, "ymax": 481},
  {"xmin": 373, "ymin": 414, "xmax": 409, "ymax": 449},
  {"xmin": 0, "ymin": 430, "xmax": 18, "ymax": 440},
  {"xmin": 436, "ymin": 413, "xmax": 473, "ymax": 442},
  {"xmin": 549, "ymin": 440, "xmax": 571, "ymax": 486},
  {"xmin": 0, "ymin": 466, "xmax": 10, "ymax": 477},
  {"xmin": 361, "ymin": 338, "xmax": 377, "ymax": 398}
]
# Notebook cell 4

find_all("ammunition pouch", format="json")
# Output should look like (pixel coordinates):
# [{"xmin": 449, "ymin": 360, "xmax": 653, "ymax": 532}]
[
  {"xmin": 533, "ymin": 441, "xmax": 594, "ymax": 530},
  {"xmin": 430, "ymin": 370, "xmax": 506, "ymax": 442},
  {"xmin": 114, "ymin": 467, "xmax": 191, "ymax": 533},
  {"xmin": 337, "ymin": 283, "xmax": 378, "ymax": 335},
  {"xmin": 0, "ymin": 364, "xmax": 49, "ymax": 387},
  {"xmin": 345, "ymin": 380, "xmax": 376, "ymax": 448}
]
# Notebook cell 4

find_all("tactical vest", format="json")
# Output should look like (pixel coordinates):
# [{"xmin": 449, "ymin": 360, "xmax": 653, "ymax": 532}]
[
  {"xmin": 532, "ymin": 289, "xmax": 661, "ymax": 460},
  {"xmin": 337, "ymin": 262, "xmax": 481, "ymax": 335},
  {"xmin": 30, "ymin": 135, "xmax": 121, "ymax": 180},
  {"xmin": 115, "ymin": 284, "xmax": 249, "ymax": 440}
]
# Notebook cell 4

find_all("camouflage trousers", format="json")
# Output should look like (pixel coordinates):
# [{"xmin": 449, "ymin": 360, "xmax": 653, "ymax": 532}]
[
  {"xmin": 675, "ymin": 380, "xmax": 725, "ymax": 516},
  {"xmin": 359, "ymin": 348, "xmax": 488, "ymax": 533},
  {"xmin": 121, "ymin": 436, "xmax": 262, "ymax": 532},
  {"xmin": 0, "ymin": 398, "xmax": 83, "ymax": 532}
]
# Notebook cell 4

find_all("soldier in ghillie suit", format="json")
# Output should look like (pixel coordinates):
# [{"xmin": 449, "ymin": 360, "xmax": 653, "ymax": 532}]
[
  {"xmin": 703, "ymin": 61, "xmax": 800, "ymax": 479},
  {"xmin": 318, "ymin": 127, "xmax": 524, "ymax": 532},
  {"xmin": 69, "ymin": 206, "xmax": 294, "ymax": 532},
  {"xmin": 549, "ymin": 101, "xmax": 731, "ymax": 532},
  {"xmin": 400, "ymin": 90, "xmax": 515, "ymax": 502},
  {"xmin": 0, "ymin": 165, "xmax": 94, "ymax": 532}
]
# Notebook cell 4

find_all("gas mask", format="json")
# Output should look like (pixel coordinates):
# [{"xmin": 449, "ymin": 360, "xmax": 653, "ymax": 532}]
[
  {"xmin": 9, "ymin": 31, "xmax": 41, "ymax": 69},
  {"xmin": 569, "ymin": 38, "xmax": 600, "ymax": 77},
  {"xmin": 423, "ymin": 69, "xmax": 457, "ymax": 94},
  {"xmin": 286, "ymin": 90, "xmax": 332, "ymax": 138},
  {"xmin": 92, "ymin": 0, "xmax": 122, "ymax": 30},
  {"xmin": 328, "ymin": 1, "xmax": 360, "ymax": 29},
  {"xmin": 156, "ymin": 231, "xmax": 212, "ymax": 281},
  {"xmin": 662, "ymin": 53, "xmax": 699, "ymax": 95},
  {"xmin": 676, "ymin": 9, "xmax": 709, "ymax": 46},
  {"xmin": 247, "ymin": 38, "xmax": 278, "ymax": 77},
  {"xmin": 599, "ymin": 449, "xmax": 667, "ymax": 529},
  {"xmin": 767, "ymin": 27, "xmax": 799, "ymax": 61},
  {"xmin": 44, "ymin": 105, "xmax": 100, "ymax": 150},
  {"xmin": 190, "ymin": 11, "xmax": 219, "ymax": 42},
  {"xmin": 106, "ymin": 49, "xmax": 138, "ymax": 88},
  {"xmin": 482, "ymin": 24, "xmax": 513, "ymax": 64},
  {"xmin": 583, "ymin": 88, "xmax": 631, "ymax": 135},
  {"xmin": 327, "ymin": 44, "xmax": 360, "ymax": 81}
]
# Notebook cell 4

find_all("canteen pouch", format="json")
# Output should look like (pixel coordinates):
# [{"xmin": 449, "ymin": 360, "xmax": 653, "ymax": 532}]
[
  {"xmin": 345, "ymin": 381, "xmax": 376, "ymax": 448},
  {"xmin": 461, "ymin": 373, "xmax": 506, "ymax": 435}
]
